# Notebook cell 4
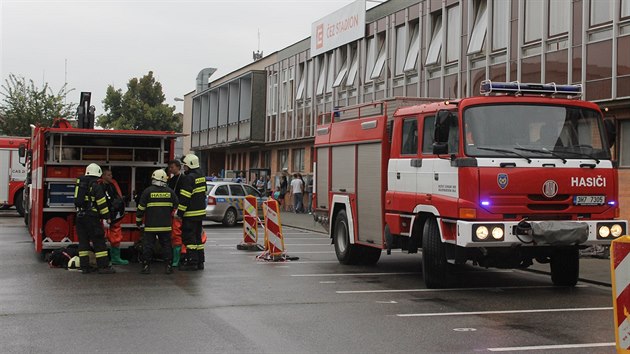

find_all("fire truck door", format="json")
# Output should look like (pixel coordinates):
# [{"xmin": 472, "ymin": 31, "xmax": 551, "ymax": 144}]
[{"xmin": 0, "ymin": 149, "xmax": 9, "ymax": 203}]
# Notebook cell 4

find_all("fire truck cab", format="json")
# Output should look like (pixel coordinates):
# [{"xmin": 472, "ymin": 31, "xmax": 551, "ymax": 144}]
[
  {"xmin": 313, "ymin": 81, "xmax": 627, "ymax": 288},
  {"xmin": 0, "ymin": 136, "xmax": 28, "ymax": 216}
]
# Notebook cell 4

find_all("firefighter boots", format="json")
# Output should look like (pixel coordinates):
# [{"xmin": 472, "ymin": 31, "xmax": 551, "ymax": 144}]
[
  {"xmin": 109, "ymin": 247, "xmax": 128, "ymax": 265},
  {"xmin": 165, "ymin": 264, "xmax": 173, "ymax": 274},
  {"xmin": 141, "ymin": 263, "xmax": 151, "ymax": 274},
  {"xmin": 172, "ymin": 245, "xmax": 182, "ymax": 267}
]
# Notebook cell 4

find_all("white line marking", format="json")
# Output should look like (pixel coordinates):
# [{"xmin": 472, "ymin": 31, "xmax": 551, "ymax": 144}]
[
  {"xmin": 487, "ymin": 342, "xmax": 615, "ymax": 352},
  {"xmin": 290, "ymin": 272, "xmax": 420, "ymax": 277},
  {"xmin": 229, "ymin": 251, "xmax": 334, "ymax": 255},
  {"xmin": 257, "ymin": 261, "xmax": 339, "ymax": 265},
  {"xmin": 336, "ymin": 284, "xmax": 588, "ymax": 294},
  {"xmin": 319, "ymin": 281, "xmax": 337, "ymax": 284},
  {"xmin": 376, "ymin": 300, "xmax": 398, "ymax": 304},
  {"xmin": 396, "ymin": 307, "xmax": 612, "ymax": 317}
]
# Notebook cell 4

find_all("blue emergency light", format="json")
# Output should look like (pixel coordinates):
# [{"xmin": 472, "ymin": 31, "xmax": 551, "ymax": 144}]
[{"xmin": 480, "ymin": 80, "xmax": 582, "ymax": 97}]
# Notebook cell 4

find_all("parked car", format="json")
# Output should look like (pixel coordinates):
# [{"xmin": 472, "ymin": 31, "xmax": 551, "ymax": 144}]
[{"xmin": 205, "ymin": 181, "xmax": 264, "ymax": 226}]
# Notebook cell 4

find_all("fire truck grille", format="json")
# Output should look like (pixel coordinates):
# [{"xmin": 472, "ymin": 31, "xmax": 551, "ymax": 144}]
[
  {"xmin": 527, "ymin": 194, "xmax": 570, "ymax": 201},
  {"xmin": 527, "ymin": 203, "xmax": 570, "ymax": 211}
]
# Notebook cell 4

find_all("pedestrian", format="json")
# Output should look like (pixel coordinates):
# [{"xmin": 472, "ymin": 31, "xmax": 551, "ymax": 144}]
[
  {"xmin": 306, "ymin": 177, "xmax": 314, "ymax": 214},
  {"xmin": 74, "ymin": 163, "xmax": 115, "ymax": 274},
  {"xmin": 266, "ymin": 176, "xmax": 272, "ymax": 197},
  {"xmin": 99, "ymin": 168, "xmax": 128, "ymax": 265},
  {"xmin": 136, "ymin": 169, "xmax": 178, "ymax": 274},
  {"xmin": 273, "ymin": 186, "xmax": 281, "ymax": 202},
  {"xmin": 290, "ymin": 173, "xmax": 304, "ymax": 213},
  {"xmin": 167, "ymin": 159, "xmax": 184, "ymax": 267},
  {"xmin": 279, "ymin": 175, "xmax": 288, "ymax": 211},
  {"xmin": 177, "ymin": 153, "xmax": 207, "ymax": 271},
  {"xmin": 256, "ymin": 176, "xmax": 265, "ymax": 194}
]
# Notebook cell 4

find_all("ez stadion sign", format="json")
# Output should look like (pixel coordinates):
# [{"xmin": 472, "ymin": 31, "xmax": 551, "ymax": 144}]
[{"xmin": 311, "ymin": 0, "xmax": 366, "ymax": 57}]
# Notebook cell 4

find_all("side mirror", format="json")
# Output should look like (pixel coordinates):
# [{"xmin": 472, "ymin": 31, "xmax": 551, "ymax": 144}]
[
  {"xmin": 18, "ymin": 144, "xmax": 26, "ymax": 158},
  {"xmin": 432, "ymin": 142, "xmax": 448, "ymax": 155},
  {"xmin": 604, "ymin": 119, "xmax": 616, "ymax": 149}
]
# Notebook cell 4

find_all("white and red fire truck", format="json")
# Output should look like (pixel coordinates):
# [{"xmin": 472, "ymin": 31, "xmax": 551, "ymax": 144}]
[
  {"xmin": 0, "ymin": 136, "xmax": 29, "ymax": 216},
  {"xmin": 313, "ymin": 81, "xmax": 628, "ymax": 288},
  {"xmin": 22, "ymin": 118, "xmax": 180, "ymax": 257}
]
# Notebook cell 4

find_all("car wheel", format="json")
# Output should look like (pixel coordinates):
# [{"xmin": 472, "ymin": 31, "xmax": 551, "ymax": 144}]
[{"xmin": 223, "ymin": 208, "xmax": 238, "ymax": 227}]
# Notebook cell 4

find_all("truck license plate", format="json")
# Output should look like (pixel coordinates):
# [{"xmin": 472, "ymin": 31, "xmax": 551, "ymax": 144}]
[{"xmin": 573, "ymin": 195, "xmax": 605, "ymax": 206}]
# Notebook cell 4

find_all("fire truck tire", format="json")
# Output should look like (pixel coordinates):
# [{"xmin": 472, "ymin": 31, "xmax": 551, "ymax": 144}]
[
  {"xmin": 358, "ymin": 246, "xmax": 381, "ymax": 265},
  {"xmin": 422, "ymin": 217, "xmax": 455, "ymax": 288},
  {"xmin": 333, "ymin": 209, "xmax": 360, "ymax": 265},
  {"xmin": 550, "ymin": 247, "xmax": 579, "ymax": 286},
  {"xmin": 14, "ymin": 190, "xmax": 24, "ymax": 217}
]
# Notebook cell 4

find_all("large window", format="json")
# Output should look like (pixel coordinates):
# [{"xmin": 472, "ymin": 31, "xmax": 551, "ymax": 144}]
[
  {"xmin": 621, "ymin": 121, "xmax": 630, "ymax": 167},
  {"xmin": 404, "ymin": 22, "xmax": 420, "ymax": 72},
  {"xmin": 524, "ymin": 0, "xmax": 543, "ymax": 43},
  {"xmin": 492, "ymin": 0, "xmax": 508, "ymax": 50},
  {"xmin": 370, "ymin": 34, "xmax": 387, "ymax": 79},
  {"xmin": 395, "ymin": 26, "xmax": 407, "ymax": 76},
  {"xmin": 333, "ymin": 47, "xmax": 348, "ymax": 88},
  {"xmin": 464, "ymin": 105, "xmax": 611, "ymax": 160},
  {"xmin": 401, "ymin": 119, "xmax": 418, "ymax": 155},
  {"xmin": 549, "ymin": 0, "xmax": 570, "ymax": 36},
  {"xmin": 346, "ymin": 46, "xmax": 359, "ymax": 86},
  {"xmin": 292, "ymin": 148, "xmax": 305, "ymax": 172},
  {"xmin": 425, "ymin": 15, "xmax": 443, "ymax": 65},
  {"xmin": 296, "ymin": 63, "xmax": 306, "ymax": 100},
  {"xmin": 365, "ymin": 37, "xmax": 375, "ymax": 82},
  {"xmin": 278, "ymin": 149, "xmax": 289, "ymax": 170},
  {"xmin": 326, "ymin": 53, "xmax": 334, "ymax": 93},
  {"xmin": 316, "ymin": 56, "xmax": 326, "ymax": 95},
  {"xmin": 590, "ymin": 0, "xmax": 613, "ymax": 26},
  {"xmin": 623, "ymin": 0, "xmax": 630, "ymax": 18},
  {"xmin": 446, "ymin": 5, "xmax": 460, "ymax": 63},
  {"xmin": 467, "ymin": 0, "xmax": 488, "ymax": 55}
]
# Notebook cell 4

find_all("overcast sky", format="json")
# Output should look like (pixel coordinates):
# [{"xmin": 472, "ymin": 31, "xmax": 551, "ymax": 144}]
[{"xmin": 1, "ymin": 0, "xmax": 364, "ymax": 115}]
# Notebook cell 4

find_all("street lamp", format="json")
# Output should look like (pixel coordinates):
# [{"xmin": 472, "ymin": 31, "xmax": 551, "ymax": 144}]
[{"xmin": 174, "ymin": 97, "xmax": 184, "ymax": 102}]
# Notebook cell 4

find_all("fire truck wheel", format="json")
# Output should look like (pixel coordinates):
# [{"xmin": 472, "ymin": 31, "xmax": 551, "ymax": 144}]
[
  {"xmin": 359, "ymin": 246, "xmax": 381, "ymax": 265},
  {"xmin": 422, "ymin": 217, "xmax": 455, "ymax": 288},
  {"xmin": 550, "ymin": 247, "xmax": 579, "ymax": 286},
  {"xmin": 15, "ymin": 189, "xmax": 25, "ymax": 217},
  {"xmin": 333, "ymin": 209, "xmax": 360, "ymax": 265}
]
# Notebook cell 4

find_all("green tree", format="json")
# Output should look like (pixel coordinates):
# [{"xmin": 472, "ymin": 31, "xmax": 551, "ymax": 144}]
[
  {"xmin": 0, "ymin": 74, "xmax": 74, "ymax": 136},
  {"xmin": 98, "ymin": 71, "xmax": 182, "ymax": 132}
]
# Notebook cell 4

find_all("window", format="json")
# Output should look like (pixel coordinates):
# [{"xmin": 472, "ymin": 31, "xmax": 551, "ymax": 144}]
[
  {"xmin": 524, "ymin": 0, "xmax": 543, "ymax": 43},
  {"xmin": 467, "ymin": 0, "xmax": 488, "ymax": 55},
  {"xmin": 278, "ymin": 149, "xmax": 288, "ymax": 170},
  {"xmin": 365, "ymin": 37, "xmax": 375, "ymax": 82},
  {"xmin": 316, "ymin": 57, "xmax": 326, "ymax": 95},
  {"xmin": 446, "ymin": 5, "xmax": 460, "ymax": 63},
  {"xmin": 292, "ymin": 148, "xmax": 305, "ymax": 171},
  {"xmin": 215, "ymin": 185, "xmax": 229, "ymax": 196},
  {"xmin": 401, "ymin": 119, "xmax": 418, "ymax": 155},
  {"xmin": 549, "ymin": 0, "xmax": 570, "ymax": 36},
  {"xmin": 229, "ymin": 184, "xmax": 245, "ymax": 196},
  {"xmin": 621, "ymin": 121, "xmax": 630, "ymax": 167},
  {"xmin": 404, "ymin": 23, "xmax": 420, "ymax": 72},
  {"xmin": 395, "ymin": 26, "xmax": 407, "ymax": 76},
  {"xmin": 326, "ymin": 53, "xmax": 334, "ymax": 93},
  {"xmin": 244, "ymin": 185, "xmax": 261, "ymax": 197},
  {"xmin": 250, "ymin": 151, "xmax": 259, "ymax": 168},
  {"xmin": 425, "ymin": 15, "xmax": 443, "ymax": 65},
  {"xmin": 370, "ymin": 34, "xmax": 387, "ymax": 79},
  {"xmin": 346, "ymin": 46, "xmax": 359, "ymax": 86},
  {"xmin": 623, "ymin": 0, "xmax": 630, "ymax": 18},
  {"xmin": 422, "ymin": 116, "xmax": 436, "ymax": 154},
  {"xmin": 307, "ymin": 60, "xmax": 314, "ymax": 98},
  {"xmin": 296, "ymin": 63, "xmax": 306, "ymax": 100},
  {"xmin": 492, "ymin": 0, "xmax": 508, "ymax": 50},
  {"xmin": 590, "ymin": 0, "xmax": 613, "ymax": 26},
  {"xmin": 333, "ymin": 47, "xmax": 348, "ymax": 87}
]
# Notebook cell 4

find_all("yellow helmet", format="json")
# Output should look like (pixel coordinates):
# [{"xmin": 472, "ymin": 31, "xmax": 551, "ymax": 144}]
[
  {"xmin": 85, "ymin": 163, "xmax": 102, "ymax": 177},
  {"xmin": 151, "ymin": 169, "xmax": 169, "ymax": 185},
  {"xmin": 182, "ymin": 154, "xmax": 200, "ymax": 169}
]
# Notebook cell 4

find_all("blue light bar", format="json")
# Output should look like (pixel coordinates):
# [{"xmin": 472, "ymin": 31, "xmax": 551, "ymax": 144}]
[{"xmin": 480, "ymin": 80, "xmax": 582, "ymax": 97}]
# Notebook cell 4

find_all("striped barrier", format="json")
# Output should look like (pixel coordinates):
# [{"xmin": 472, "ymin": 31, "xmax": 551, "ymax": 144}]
[
  {"xmin": 257, "ymin": 199, "xmax": 287, "ymax": 261},
  {"xmin": 611, "ymin": 235, "xmax": 630, "ymax": 353},
  {"xmin": 237, "ymin": 195, "xmax": 263, "ymax": 251}
]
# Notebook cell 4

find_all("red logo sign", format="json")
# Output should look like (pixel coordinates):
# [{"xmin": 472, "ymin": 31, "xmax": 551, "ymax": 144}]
[{"xmin": 316, "ymin": 24, "xmax": 324, "ymax": 49}]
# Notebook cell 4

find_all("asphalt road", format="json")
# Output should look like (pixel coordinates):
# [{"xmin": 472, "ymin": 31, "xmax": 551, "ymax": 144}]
[{"xmin": 0, "ymin": 209, "xmax": 617, "ymax": 353}]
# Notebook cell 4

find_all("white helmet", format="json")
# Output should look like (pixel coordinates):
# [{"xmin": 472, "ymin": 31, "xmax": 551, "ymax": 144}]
[
  {"xmin": 151, "ymin": 169, "xmax": 168, "ymax": 186},
  {"xmin": 85, "ymin": 163, "xmax": 102, "ymax": 177},
  {"xmin": 67, "ymin": 256, "xmax": 80, "ymax": 269},
  {"xmin": 182, "ymin": 154, "xmax": 200, "ymax": 169}
]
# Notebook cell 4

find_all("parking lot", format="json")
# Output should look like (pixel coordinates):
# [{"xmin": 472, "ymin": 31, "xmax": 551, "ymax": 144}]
[{"xmin": 0, "ymin": 210, "xmax": 617, "ymax": 353}]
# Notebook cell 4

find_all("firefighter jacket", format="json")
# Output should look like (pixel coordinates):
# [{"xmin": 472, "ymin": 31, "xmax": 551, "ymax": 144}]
[
  {"xmin": 136, "ymin": 185, "xmax": 179, "ymax": 233},
  {"xmin": 74, "ymin": 175, "xmax": 110, "ymax": 219},
  {"xmin": 168, "ymin": 173, "xmax": 183, "ymax": 196},
  {"xmin": 176, "ymin": 168, "xmax": 207, "ymax": 220}
]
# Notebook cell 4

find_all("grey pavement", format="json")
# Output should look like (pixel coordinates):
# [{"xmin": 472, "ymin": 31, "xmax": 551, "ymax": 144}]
[{"xmin": 0, "ymin": 209, "xmax": 619, "ymax": 353}]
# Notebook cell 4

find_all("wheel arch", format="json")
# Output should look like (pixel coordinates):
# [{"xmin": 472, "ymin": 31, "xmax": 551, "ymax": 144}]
[{"xmin": 329, "ymin": 195, "xmax": 355, "ymax": 245}]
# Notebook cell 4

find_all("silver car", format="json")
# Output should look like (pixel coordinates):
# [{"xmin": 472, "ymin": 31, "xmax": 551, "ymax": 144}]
[{"xmin": 205, "ymin": 181, "xmax": 265, "ymax": 226}]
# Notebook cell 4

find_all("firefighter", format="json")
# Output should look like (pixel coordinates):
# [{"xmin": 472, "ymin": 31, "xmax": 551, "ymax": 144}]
[
  {"xmin": 136, "ymin": 169, "xmax": 179, "ymax": 274},
  {"xmin": 74, "ymin": 163, "xmax": 115, "ymax": 274},
  {"xmin": 177, "ymin": 153, "xmax": 207, "ymax": 271},
  {"xmin": 167, "ymin": 159, "xmax": 184, "ymax": 267},
  {"xmin": 99, "ymin": 168, "xmax": 128, "ymax": 265}
]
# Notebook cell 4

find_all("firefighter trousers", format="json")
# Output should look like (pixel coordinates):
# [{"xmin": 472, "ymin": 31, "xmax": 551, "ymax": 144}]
[
  {"xmin": 181, "ymin": 218, "xmax": 204, "ymax": 265},
  {"xmin": 142, "ymin": 231, "xmax": 172, "ymax": 264},
  {"xmin": 76, "ymin": 214, "xmax": 109, "ymax": 269}
]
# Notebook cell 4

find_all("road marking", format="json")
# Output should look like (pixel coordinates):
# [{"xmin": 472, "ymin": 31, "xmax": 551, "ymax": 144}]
[
  {"xmin": 336, "ymin": 284, "xmax": 588, "ymax": 294},
  {"xmin": 257, "ymin": 261, "xmax": 339, "ymax": 265},
  {"xmin": 290, "ymin": 272, "xmax": 420, "ymax": 277},
  {"xmin": 319, "ymin": 281, "xmax": 337, "ymax": 284},
  {"xmin": 487, "ymin": 342, "xmax": 615, "ymax": 352},
  {"xmin": 229, "ymin": 251, "xmax": 334, "ymax": 255},
  {"xmin": 397, "ymin": 307, "xmax": 612, "ymax": 317},
  {"xmin": 453, "ymin": 328, "xmax": 476, "ymax": 332},
  {"xmin": 376, "ymin": 300, "xmax": 398, "ymax": 304}
]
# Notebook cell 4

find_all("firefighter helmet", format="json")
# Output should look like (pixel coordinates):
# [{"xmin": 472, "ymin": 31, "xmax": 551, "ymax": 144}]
[
  {"xmin": 182, "ymin": 154, "xmax": 200, "ymax": 169},
  {"xmin": 85, "ymin": 163, "xmax": 102, "ymax": 177},
  {"xmin": 151, "ymin": 169, "xmax": 168, "ymax": 186}
]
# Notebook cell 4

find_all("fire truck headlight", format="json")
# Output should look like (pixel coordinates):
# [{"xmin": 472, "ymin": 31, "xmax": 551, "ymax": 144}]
[
  {"xmin": 491, "ymin": 227, "xmax": 504, "ymax": 240},
  {"xmin": 611, "ymin": 224, "xmax": 623, "ymax": 237},
  {"xmin": 598, "ymin": 226, "xmax": 611, "ymax": 238},
  {"xmin": 475, "ymin": 226, "xmax": 489, "ymax": 240}
]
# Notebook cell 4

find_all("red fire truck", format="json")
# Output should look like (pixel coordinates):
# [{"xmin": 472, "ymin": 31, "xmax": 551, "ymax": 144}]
[
  {"xmin": 22, "ymin": 118, "xmax": 180, "ymax": 257},
  {"xmin": 0, "ymin": 136, "xmax": 29, "ymax": 216},
  {"xmin": 313, "ymin": 81, "xmax": 628, "ymax": 288}
]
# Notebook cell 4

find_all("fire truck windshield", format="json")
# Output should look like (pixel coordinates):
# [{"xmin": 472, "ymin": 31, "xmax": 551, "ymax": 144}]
[{"xmin": 463, "ymin": 104, "xmax": 611, "ymax": 160}]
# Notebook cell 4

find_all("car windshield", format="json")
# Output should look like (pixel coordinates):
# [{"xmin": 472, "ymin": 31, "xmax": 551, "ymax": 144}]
[{"xmin": 463, "ymin": 104, "xmax": 610, "ymax": 160}]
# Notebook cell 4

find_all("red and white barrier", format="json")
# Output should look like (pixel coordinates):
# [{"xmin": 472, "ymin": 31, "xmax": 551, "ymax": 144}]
[
  {"xmin": 611, "ymin": 235, "xmax": 630, "ymax": 352},
  {"xmin": 237, "ymin": 195, "xmax": 262, "ymax": 251},
  {"xmin": 258, "ymin": 199, "xmax": 286, "ymax": 261}
]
